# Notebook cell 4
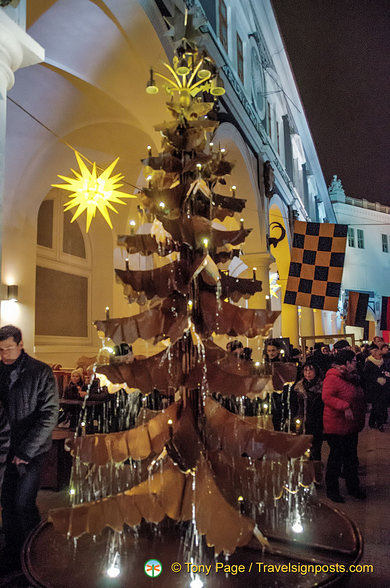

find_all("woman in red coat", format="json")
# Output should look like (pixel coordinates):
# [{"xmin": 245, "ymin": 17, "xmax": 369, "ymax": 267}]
[{"xmin": 322, "ymin": 349, "xmax": 366, "ymax": 503}]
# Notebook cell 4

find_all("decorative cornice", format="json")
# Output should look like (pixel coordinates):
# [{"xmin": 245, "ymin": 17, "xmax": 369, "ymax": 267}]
[
  {"xmin": 181, "ymin": 0, "xmax": 303, "ymax": 206},
  {"xmin": 221, "ymin": 63, "xmax": 267, "ymax": 144},
  {"xmin": 248, "ymin": 5, "xmax": 273, "ymax": 70}
]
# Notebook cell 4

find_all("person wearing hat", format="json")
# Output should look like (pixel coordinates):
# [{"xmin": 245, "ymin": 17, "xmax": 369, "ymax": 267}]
[{"xmin": 333, "ymin": 339, "xmax": 351, "ymax": 353}]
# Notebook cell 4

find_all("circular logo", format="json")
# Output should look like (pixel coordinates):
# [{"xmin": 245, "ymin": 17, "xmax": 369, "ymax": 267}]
[{"xmin": 144, "ymin": 559, "xmax": 163, "ymax": 578}]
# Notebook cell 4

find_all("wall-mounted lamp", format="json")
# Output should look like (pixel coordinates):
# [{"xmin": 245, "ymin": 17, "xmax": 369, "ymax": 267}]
[
  {"xmin": 0, "ymin": 284, "xmax": 19, "ymax": 301},
  {"xmin": 7, "ymin": 285, "xmax": 18, "ymax": 301}
]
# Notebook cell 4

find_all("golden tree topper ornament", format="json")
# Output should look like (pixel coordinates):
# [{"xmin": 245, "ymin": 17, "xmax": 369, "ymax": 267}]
[{"xmin": 53, "ymin": 152, "xmax": 136, "ymax": 231}]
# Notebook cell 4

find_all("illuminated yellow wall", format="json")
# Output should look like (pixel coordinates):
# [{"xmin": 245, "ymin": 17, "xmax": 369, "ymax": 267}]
[{"xmin": 269, "ymin": 203, "xmax": 299, "ymax": 346}]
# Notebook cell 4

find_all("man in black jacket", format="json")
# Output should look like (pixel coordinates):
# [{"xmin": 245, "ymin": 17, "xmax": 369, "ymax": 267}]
[{"xmin": 0, "ymin": 325, "xmax": 58, "ymax": 571}]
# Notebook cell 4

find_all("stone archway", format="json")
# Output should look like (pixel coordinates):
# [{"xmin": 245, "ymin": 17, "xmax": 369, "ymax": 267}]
[
  {"xmin": 213, "ymin": 122, "xmax": 271, "ymax": 302},
  {"xmin": 4, "ymin": 0, "xmax": 170, "ymax": 354}
]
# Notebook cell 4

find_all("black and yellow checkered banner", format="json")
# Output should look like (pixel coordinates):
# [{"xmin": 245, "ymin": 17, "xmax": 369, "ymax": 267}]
[{"xmin": 284, "ymin": 221, "xmax": 348, "ymax": 311}]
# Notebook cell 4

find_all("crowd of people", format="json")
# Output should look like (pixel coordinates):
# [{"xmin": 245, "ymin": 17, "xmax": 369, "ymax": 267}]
[
  {"xmin": 224, "ymin": 336, "xmax": 390, "ymax": 503},
  {"xmin": 263, "ymin": 336, "xmax": 390, "ymax": 503}
]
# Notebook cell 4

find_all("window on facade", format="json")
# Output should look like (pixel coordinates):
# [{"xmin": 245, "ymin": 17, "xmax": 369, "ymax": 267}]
[
  {"xmin": 347, "ymin": 227, "xmax": 355, "ymax": 247},
  {"xmin": 236, "ymin": 33, "xmax": 244, "ymax": 83},
  {"xmin": 63, "ymin": 210, "xmax": 86, "ymax": 258},
  {"xmin": 37, "ymin": 200, "xmax": 54, "ymax": 248},
  {"xmin": 382, "ymin": 233, "xmax": 389, "ymax": 253},
  {"xmin": 218, "ymin": 0, "xmax": 228, "ymax": 52},
  {"xmin": 35, "ymin": 267, "xmax": 88, "ymax": 337},
  {"xmin": 36, "ymin": 194, "xmax": 90, "ymax": 339},
  {"xmin": 276, "ymin": 121, "xmax": 280, "ymax": 154},
  {"xmin": 267, "ymin": 101, "xmax": 272, "ymax": 139},
  {"xmin": 357, "ymin": 229, "xmax": 364, "ymax": 249}
]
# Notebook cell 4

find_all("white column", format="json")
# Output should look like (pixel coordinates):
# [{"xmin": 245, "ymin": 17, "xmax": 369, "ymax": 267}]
[
  {"xmin": 300, "ymin": 306, "xmax": 315, "ymax": 339},
  {"xmin": 0, "ymin": 10, "xmax": 44, "ymax": 315},
  {"xmin": 281, "ymin": 302, "xmax": 299, "ymax": 347},
  {"xmin": 242, "ymin": 251, "xmax": 274, "ymax": 309},
  {"xmin": 313, "ymin": 308, "xmax": 324, "ymax": 336}
]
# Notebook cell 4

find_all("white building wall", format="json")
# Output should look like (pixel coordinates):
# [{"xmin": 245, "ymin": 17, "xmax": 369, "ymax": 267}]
[{"xmin": 329, "ymin": 177, "xmax": 390, "ymax": 337}]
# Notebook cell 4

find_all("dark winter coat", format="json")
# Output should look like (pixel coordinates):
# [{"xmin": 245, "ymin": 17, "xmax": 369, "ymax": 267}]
[
  {"xmin": 322, "ymin": 367, "xmax": 365, "ymax": 435},
  {"xmin": 0, "ymin": 352, "xmax": 59, "ymax": 462},
  {"xmin": 0, "ymin": 402, "xmax": 10, "ymax": 488},
  {"xmin": 363, "ymin": 357, "xmax": 388, "ymax": 403},
  {"xmin": 293, "ymin": 377, "xmax": 324, "ymax": 436}
]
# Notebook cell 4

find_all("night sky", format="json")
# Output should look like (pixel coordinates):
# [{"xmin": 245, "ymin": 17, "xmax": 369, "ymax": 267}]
[{"xmin": 272, "ymin": 0, "xmax": 390, "ymax": 206}]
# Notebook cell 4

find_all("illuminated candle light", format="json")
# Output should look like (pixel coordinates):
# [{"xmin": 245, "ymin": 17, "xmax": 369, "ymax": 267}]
[
  {"xmin": 188, "ymin": 299, "xmax": 193, "ymax": 311},
  {"xmin": 159, "ymin": 201, "xmax": 165, "ymax": 209},
  {"xmin": 147, "ymin": 145, "xmax": 152, "ymax": 157},
  {"xmin": 202, "ymin": 238, "xmax": 209, "ymax": 253},
  {"xmin": 220, "ymin": 148, "xmax": 226, "ymax": 154},
  {"xmin": 252, "ymin": 267, "xmax": 257, "ymax": 281},
  {"xmin": 105, "ymin": 306, "xmax": 110, "ymax": 320},
  {"xmin": 265, "ymin": 294, "xmax": 271, "ymax": 311},
  {"xmin": 196, "ymin": 163, "xmax": 202, "ymax": 171},
  {"xmin": 232, "ymin": 185, "xmax": 237, "ymax": 198},
  {"xmin": 295, "ymin": 417, "xmax": 302, "ymax": 433},
  {"xmin": 240, "ymin": 217, "xmax": 244, "ymax": 229},
  {"xmin": 237, "ymin": 495, "xmax": 244, "ymax": 513},
  {"xmin": 125, "ymin": 258, "xmax": 129, "ymax": 271},
  {"xmin": 129, "ymin": 220, "xmax": 136, "ymax": 235},
  {"xmin": 167, "ymin": 418, "xmax": 173, "ymax": 438}
]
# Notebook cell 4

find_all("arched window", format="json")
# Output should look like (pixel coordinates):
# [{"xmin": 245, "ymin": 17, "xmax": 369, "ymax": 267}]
[{"xmin": 35, "ymin": 190, "xmax": 91, "ymax": 342}]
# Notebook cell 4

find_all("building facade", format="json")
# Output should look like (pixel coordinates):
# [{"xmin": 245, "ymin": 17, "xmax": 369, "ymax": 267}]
[
  {"xmin": 1, "ymin": 0, "xmax": 338, "ymax": 364},
  {"xmin": 329, "ymin": 175, "xmax": 390, "ymax": 343}
]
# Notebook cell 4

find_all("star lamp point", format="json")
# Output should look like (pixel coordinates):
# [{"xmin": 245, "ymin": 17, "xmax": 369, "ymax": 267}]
[{"xmin": 53, "ymin": 152, "xmax": 136, "ymax": 231}]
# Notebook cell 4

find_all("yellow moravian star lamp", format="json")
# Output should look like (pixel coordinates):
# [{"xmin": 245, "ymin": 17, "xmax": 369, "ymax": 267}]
[{"xmin": 52, "ymin": 152, "xmax": 136, "ymax": 231}]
